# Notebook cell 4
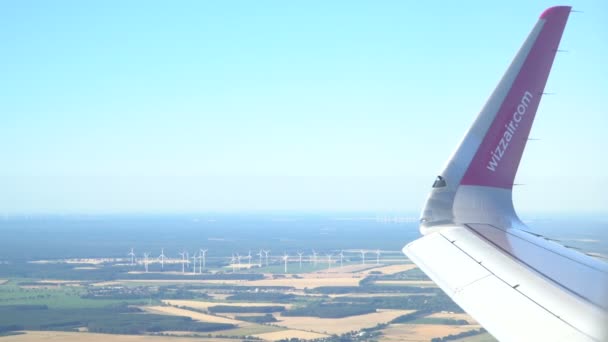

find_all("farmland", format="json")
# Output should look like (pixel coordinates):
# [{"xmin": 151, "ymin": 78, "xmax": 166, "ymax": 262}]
[
  {"xmin": 0, "ymin": 331, "xmax": 242, "ymax": 342},
  {"xmin": 380, "ymin": 324, "xmax": 484, "ymax": 342},
  {"xmin": 0, "ymin": 258, "xmax": 491, "ymax": 341},
  {"xmin": 273, "ymin": 309, "xmax": 415, "ymax": 335},
  {"xmin": 7, "ymin": 214, "xmax": 587, "ymax": 341}
]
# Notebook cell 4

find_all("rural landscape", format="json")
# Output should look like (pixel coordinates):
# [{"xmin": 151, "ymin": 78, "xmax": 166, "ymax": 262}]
[{"xmin": 1, "ymin": 213, "xmax": 606, "ymax": 341}]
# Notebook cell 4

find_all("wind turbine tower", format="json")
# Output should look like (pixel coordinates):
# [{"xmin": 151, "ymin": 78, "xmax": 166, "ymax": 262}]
[
  {"xmin": 297, "ymin": 252, "xmax": 304, "ymax": 269},
  {"xmin": 191, "ymin": 253, "xmax": 197, "ymax": 274},
  {"xmin": 263, "ymin": 250, "xmax": 270, "ymax": 266},
  {"xmin": 158, "ymin": 248, "xmax": 166, "ymax": 271},
  {"xmin": 199, "ymin": 249, "xmax": 207, "ymax": 274},
  {"xmin": 339, "ymin": 250, "xmax": 344, "ymax": 268},
  {"xmin": 247, "ymin": 250, "xmax": 252, "ymax": 267},
  {"xmin": 326, "ymin": 253, "xmax": 332, "ymax": 270},
  {"xmin": 143, "ymin": 252, "xmax": 149, "ymax": 273},
  {"xmin": 375, "ymin": 249, "xmax": 381, "ymax": 265},
  {"xmin": 312, "ymin": 250, "xmax": 318, "ymax": 267},
  {"xmin": 128, "ymin": 248, "xmax": 135, "ymax": 266},
  {"xmin": 230, "ymin": 254, "xmax": 237, "ymax": 273},
  {"xmin": 179, "ymin": 252, "xmax": 186, "ymax": 274},
  {"xmin": 360, "ymin": 250, "xmax": 366, "ymax": 265},
  {"xmin": 257, "ymin": 249, "xmax": 263, "ymax": 267},
  {"xmin": 282, "ymin": 253, "xmax": 289, "ymax": 273}
]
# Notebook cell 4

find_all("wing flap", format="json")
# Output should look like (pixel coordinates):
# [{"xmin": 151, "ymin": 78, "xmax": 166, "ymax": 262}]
[{"xmin": 404, "ymin": 226, "xmax": 605, "ymax": 342}]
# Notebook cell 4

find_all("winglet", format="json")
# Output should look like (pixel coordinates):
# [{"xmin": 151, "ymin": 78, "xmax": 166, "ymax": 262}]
[
  {"xmin": 458, "ymin": 6, "xmax": 571, "ymax": 188},
  {"xmin": 540, "ymin": 6, "xmax": 571, "ymax": 19},
  {"xmin": 420, "ymin": 7, "xmax": 571, "ymax": 228}
]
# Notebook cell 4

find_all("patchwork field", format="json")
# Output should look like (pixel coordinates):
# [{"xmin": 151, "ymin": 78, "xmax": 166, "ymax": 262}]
[
  {"xmin": 116, "ymin": 277, "xmax": 364, "ymax": 288},
  {"xmin": 213, "ymin": 324, "xmax": 285, "ymax": 337},
  {"xmin": 162, "ymin": 299, "xmax": 293, "ymax": 310},
  {"xmin": 273, "ymin": 309, "xmax": 415, "ymax": 334},
  {"xmin": 0, "ymin": 331, "xmax": 242, "ymax": 342},
  {"xmin": 380, "ymin": 323, "xmax": 483, "ymax": 342},
  {"xmin": 206, "ymin": 292, "xmax": 230, "ymax": 299},
  {"xmin": 328, "ymin": 292, "xmax": 433, "ymax": 298},
  {"xmin": 118, "ymin": 279, "xmax": 247, "ymax": 285},
  {"xmin": 427, "ymin": 311, "xmax": 479, "ymax": 324},
  {"xmin": 254, "ymin": 329, "xmax": 329, "ymax": 341},
  {"xmin": 452, "ymin": 332, "xmax": 498, "ymax": 342},
  {"xmin": 374, "ymin": 280, "xmax": 436, "ymax": 286},
  {"xmin": 142, "ymin": 306, "xmax": 244, "ymax": 325},
  {"xmin": 28, "ymin": 280, "xmax": 82, "ymax": 285},
  {"xmin": 318, "ymin": 264, "xmax": 375, "ymax": 273},
  {"xmin": 248, "ymin": 276, "xmax": 361, "ymax": 289},
  {"xmin": 366, "ymin": 263, "xmax": 418, "ymax": 275}
]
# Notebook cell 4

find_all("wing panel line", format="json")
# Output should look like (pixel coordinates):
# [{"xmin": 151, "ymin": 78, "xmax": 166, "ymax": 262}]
[
  {"xmin": 464, "ymin": 224, "xmax": 607, "ymax": 310},
  {"xmin": 437, "ymin": 231, "xmax": 596, "ymax": 341}
]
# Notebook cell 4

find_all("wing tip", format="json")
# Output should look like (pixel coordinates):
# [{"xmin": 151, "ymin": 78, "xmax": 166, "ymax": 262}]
[{"xmin": 539, "ymin": 6, "xmax": 572, "ymax": 20}]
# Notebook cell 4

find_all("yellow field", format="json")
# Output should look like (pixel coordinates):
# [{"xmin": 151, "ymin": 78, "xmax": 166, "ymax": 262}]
[
  {"xmin": 427, "ymin": 312, "xmax": 478, "ymax": 324},
  {"xmin": 380, "ymin": 323, "xmax": 483, "ymax": 341},
  {"xmin": 374, "ymin": 280, "xmax": 435, "ymax": 286},
  {"xmin": 247, "ymin": 277, "xmax": 361, "ymax": 289},
  {"xmin": 0, "ymin": 331, "xmax": 241, "ymax": 342},
  {"xmin": 273, "ymin": 309, "xmax": 414, "ymax": 334},
  {"xmin": 162, "ymin": 300, "xmax": 293, "ymax": 310},
  {"xmin": 142, "ymin": 306, "xmax": 245, "ymax": 325},
  {"xmin": 254, "ymin": 329, "xmax": 329, "ymax": 341},
  {"xmin": 366, "ymin": 263, "xmax": 418, "ymax": 275},
  {"xmin": 298, "ymin": 272, "xmax": 364, "ymax": 279},
  {"xmin": 306, "ymin": 263, "xmax": 418, "ymax": 276}
]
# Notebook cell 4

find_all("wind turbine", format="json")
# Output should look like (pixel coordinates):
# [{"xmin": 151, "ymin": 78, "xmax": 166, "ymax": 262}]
[
  {"xmin": 199, "ymin": 249, "xmax": 207, "ymax": 274},
  {"xmin": 297, "ymin": 252, "xmax": 304, "ymax": 269},
  {"xmin": 375, "ymin": 249, "xmax": 381, "ymax": 265},
  {"xmin": 256, "ymin": 249, "xmax": 263, "ymax": 267},
  {"xmin": 191, "ymin": 253, "xmax": 198, "ymax": 274},
  {"xmin": 158, "ymin": 248, "xmax": 166, "ymax": 271},
  {"xmin": 247, "ymin": 250, "xmax": 252, "ymax": 268},
  {"xmin": 312, "ymin": 249, "xmax": 318, "ymax": 267},
  {"xmin": 128, "ymin": 248, "xmax": 135, "ymax": 266},
  {"xmin": 282, "ymin": 253, "xmax": 289, "ymax": 273},
  {"xmin": 185, "ymin": 251, "xmax": 190, "ymax": 271},
  {"xmin": 263, "ymin": 250, "xmax": 270, "ymax": 266},
  {"xmin": 360, "ymin": 250, "xmax": 366, "ymax": 265},
  {"xmin": 339, "ymin": 250, "xmax": 344, "ymax": 268},
  {"xmin": 230, "ymin": 254, "xmax": 237, "ymax": 273},
  {"xmin": 143, "ymin": 252, "xmax": 149, "ymax": 273},
  {"xmin": 326, "ymin": 253, "xmax": 333, "ymax": 270},
  {"xmin": 179, "ymin": 251, "xmax": 186, "ymax": 274},
  {"xmin": 236, "ymin": 252, "xmax": 242, "ymax": 270}
]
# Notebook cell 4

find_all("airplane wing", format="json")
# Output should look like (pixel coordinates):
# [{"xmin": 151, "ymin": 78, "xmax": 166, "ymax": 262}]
[{"xmin": 403, "ymin": 6, "xmax": 608, "ymax": 342}]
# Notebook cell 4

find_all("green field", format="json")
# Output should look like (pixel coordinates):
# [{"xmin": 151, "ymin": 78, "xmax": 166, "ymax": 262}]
[{"xmin": 0, "ymin": 280, "xmax": 149, "ymax": 309}]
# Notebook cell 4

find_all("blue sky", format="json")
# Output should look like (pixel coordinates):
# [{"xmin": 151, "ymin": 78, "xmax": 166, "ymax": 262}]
[{"xmin": 0, "ymin": 1, "xmax": 606, "ymax": 214}]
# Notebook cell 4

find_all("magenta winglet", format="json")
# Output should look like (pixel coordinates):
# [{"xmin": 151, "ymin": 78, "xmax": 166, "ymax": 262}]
[
  {"xmin": 540, "ymin": 6, "xmax": 571, "ymax": 19},
  {"xmin": 460, "ymin": 7, "xmax": 571, "ymax": 189}
]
